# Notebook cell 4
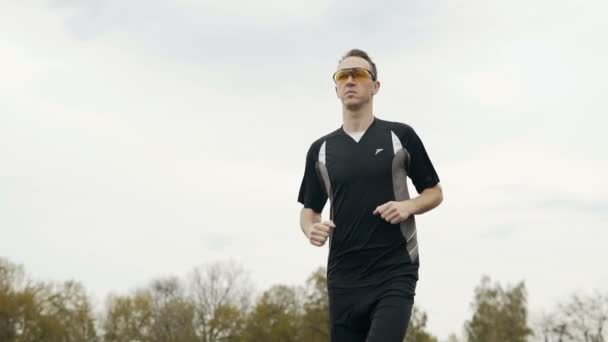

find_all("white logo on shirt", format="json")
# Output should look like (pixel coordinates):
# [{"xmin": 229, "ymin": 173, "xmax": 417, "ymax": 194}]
[{"xmin": 375, "ymin": 148, "xmax": 384, "ymax": 155}]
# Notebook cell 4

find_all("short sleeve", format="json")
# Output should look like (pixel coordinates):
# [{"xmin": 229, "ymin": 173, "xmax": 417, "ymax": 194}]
[
  {"xmin": 403, "ymin": 127, "xmax": 440, "ymax": 194},
  {"xmin": 297, "ymin": 142, "xmax": 328, "ymax": 213}
]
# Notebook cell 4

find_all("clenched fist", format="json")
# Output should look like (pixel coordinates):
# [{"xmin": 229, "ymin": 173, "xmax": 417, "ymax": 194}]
[
  {"xmin": 373, "ymin": 200, "xmax": 416, "ymax": 224},
  {"xmin": 306, "ymin": 220, "xmax": 336, "ymax": 247}
]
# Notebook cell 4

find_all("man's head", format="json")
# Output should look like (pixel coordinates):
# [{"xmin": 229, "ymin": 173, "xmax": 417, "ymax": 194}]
[{"xmin": 333, "ymin": 49, "xmax": 380, "ymax": 111}]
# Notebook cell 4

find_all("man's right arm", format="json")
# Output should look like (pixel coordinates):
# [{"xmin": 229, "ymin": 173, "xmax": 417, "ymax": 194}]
[
  {"xmin": 298, "ymin": 140, "xmax": 333, "ymax": 247},
  {"xmin": 300, "ymin": 208, "xmax": 335, "ymax": 247}
]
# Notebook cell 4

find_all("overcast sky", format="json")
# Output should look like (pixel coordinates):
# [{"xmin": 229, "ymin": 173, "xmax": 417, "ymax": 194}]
[{"xmin": 1, "ymin": 0, "xmax": 607, "ymax": 339}]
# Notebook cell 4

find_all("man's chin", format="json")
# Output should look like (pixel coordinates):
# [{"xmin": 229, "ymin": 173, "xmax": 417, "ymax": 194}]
[{"xmin": 343, "ymin": 99, "xmax": 365, "ymax": 111}]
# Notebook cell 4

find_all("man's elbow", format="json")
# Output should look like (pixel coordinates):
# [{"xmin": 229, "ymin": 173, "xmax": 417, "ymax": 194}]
[
  {"xmin": 301, "ymin": 207, "xmax": 322, "ymax": 220},
  {"xmin": 432, "ymin": 183, "xmax": 443, "ymax": 207}
]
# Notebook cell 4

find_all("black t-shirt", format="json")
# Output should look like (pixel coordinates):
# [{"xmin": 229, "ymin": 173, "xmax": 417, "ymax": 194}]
[{"xmin": 298, "ymin": 117, "xmax": 440, "ymax": 289}]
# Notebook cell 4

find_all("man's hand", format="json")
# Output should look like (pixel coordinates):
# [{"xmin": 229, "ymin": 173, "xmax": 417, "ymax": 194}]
[
  {"xmin": 306, "ymin": 220, "xmax": 336, "ymax": 247},
  {"xmin": 373, "ymin": 201, "xmax": 416, "ymax": 224}
]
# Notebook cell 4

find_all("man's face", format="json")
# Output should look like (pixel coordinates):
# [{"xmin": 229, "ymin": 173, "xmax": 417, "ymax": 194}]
[{"xmin": 334, "ymin": 57, "xmax": 380, "ymax": 111}]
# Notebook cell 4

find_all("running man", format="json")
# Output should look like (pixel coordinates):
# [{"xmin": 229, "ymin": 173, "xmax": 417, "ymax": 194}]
[{"xmin": 297, "ymin": 49, "xmax": 444, "ymax": 341}]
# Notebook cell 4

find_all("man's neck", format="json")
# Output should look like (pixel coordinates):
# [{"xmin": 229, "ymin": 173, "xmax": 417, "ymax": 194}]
[{"xmin": 342, "ymin": 106, "xmax": 375, "ymax": 133}]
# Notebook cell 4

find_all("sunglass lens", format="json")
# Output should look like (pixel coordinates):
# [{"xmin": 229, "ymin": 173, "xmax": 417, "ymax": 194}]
[
  {"xmin": 334, "ymin": 70, "xmax": 350, "ymax": 83},
  {"xmin": 333, "ymin": 68, "xmax": 373, "ymax": 83},
  {"xmin": 352, "ymin": 69, "xmax": 371, "ymax": 81}
]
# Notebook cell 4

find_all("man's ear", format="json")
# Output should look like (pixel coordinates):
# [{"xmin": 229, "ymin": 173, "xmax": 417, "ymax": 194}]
[
  {"xmin": 372, "ymin": 81, "xmax": 381, "ymax": 95},
  {"xmin": 335, "ymin": 86, "xmax": 339, "ymax": 98}
]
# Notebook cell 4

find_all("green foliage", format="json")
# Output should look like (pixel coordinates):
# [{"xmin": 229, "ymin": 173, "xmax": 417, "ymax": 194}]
[
  {"xmin": 242, "ymin": 285, "xmax": 302, "ymax": 342},
  {"xmin": 300, "ymin": 267, "xmax": 330, "ymax": 342},
  {"xmin": 103, "ymin": 278, "xmax": 198, "ymax": 342},
  {"xmin": 103, "ymin": 290, "xmax": 155, "ymax": 342},
  {"xmin": 17, "ymin": 256, "xmax": 600, "ymax": 342},
  {"xmin": 464, "ymin": 275, "xmax": 533, "ymax": 342},
  {"xmin": 0, "ymin": 258, "xmax": 98, "ymax": 342},
  {"xmin": 404, "ymin": 306, "xmax": 439, "ymax": 342},
  {"xmin": 148, "ymin": 277, "xmax": 197, "ymax": 342}
]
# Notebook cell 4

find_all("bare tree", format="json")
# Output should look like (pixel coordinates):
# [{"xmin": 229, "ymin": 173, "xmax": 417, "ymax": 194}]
[
  {"xmin": 532, "ymin": 312, "xmax": 571, "ymax": 342},
  {"xmin": 532, "ymin": 291, "xmax": 608, "ymax": 342},
  {"xmin": 188, "ymin": 260, "xmax": 253, "ymax": 342},
  {"xmin": 560, "ymin": 292, "xmax": 607, "ymax": 342}
]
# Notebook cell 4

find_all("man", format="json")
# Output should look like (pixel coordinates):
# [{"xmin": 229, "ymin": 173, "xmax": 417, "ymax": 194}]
[{"xmin": 297, "ymin": 49, "xmax": 443, "ymax": 341}]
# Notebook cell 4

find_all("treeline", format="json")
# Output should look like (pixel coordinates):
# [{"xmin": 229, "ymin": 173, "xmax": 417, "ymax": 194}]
[{"xmin": 0, "ymin": 257, "xmax": 606, "ymax": 342}]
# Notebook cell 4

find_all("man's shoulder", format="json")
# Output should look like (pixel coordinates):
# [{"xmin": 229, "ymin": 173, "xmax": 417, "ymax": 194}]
[
  {"xmin": 306, "ymin": 127, "xmax": 343, "ymax": 150},
  {"xmin": 375, "ymin": 117, "xmax": 417, "ymax": 137}
]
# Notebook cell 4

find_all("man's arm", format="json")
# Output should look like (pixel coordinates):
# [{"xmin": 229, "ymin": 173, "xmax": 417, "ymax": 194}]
[
  {"xmin": 300, "ymin": 208, "xmax": 335, "ymax": 247},
  {"xmin": 408, "ymin": 183, "xmax": 443, "ymax": 215},
  {"xmin": 300, "ymin": 208, "xmax": 321, "ymax": 237},
  {"xmin": 374, "ymin": 183, "xmax": 443, "ymax": 224}
]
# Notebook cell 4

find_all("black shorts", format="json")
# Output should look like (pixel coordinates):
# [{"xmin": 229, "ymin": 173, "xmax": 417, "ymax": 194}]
[{"xmin": 328, "ymin": 275, "xmax": 417, "ymax": 342}]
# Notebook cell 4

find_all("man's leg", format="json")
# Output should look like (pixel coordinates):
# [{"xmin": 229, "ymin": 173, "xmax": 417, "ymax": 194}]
[
  {"xmin": 329, "ymin": 287, "xmax": 370, "ymax": 342},
  {"xmin": 330, "ymin": 323, "xmax": 368, "ymax": 342},
  {"xmin": 366, "ymin": 294, "xmax": 414, "ymax": 342}
]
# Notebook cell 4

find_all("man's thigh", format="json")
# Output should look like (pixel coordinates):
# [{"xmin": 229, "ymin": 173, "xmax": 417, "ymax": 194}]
[
  {"xmin": 328, "ymin": 286, "xmax": 372, "ymax": 342},
  {"xmin": 330, "ymin": 323, "xmax": 368, "ymax": 342},
  {"xmin": 329, "ymin": 276, "xmax": 417, "ymax": 342},
  {"xmin": 366, "ymin": 293, "xmax": 415, "ymax": 342}
]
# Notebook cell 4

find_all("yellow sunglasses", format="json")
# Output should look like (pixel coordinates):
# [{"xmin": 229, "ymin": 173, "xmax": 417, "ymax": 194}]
[{"xmin": 332, "ymin": 68, "xmax": 376, "ymax": 84}]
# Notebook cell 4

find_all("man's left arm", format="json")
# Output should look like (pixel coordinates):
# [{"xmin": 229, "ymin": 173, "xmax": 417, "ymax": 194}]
[
  {"xmin": 374, "ymin": 183, "xmax": 443, "ymax": 224},
  {"xmin": 374, "ymin": 124, "xmax": 443, "ymax": 224},
  {"xmin": 407, "ymin": 183, "xmax": 443, "ymax": 215}
]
